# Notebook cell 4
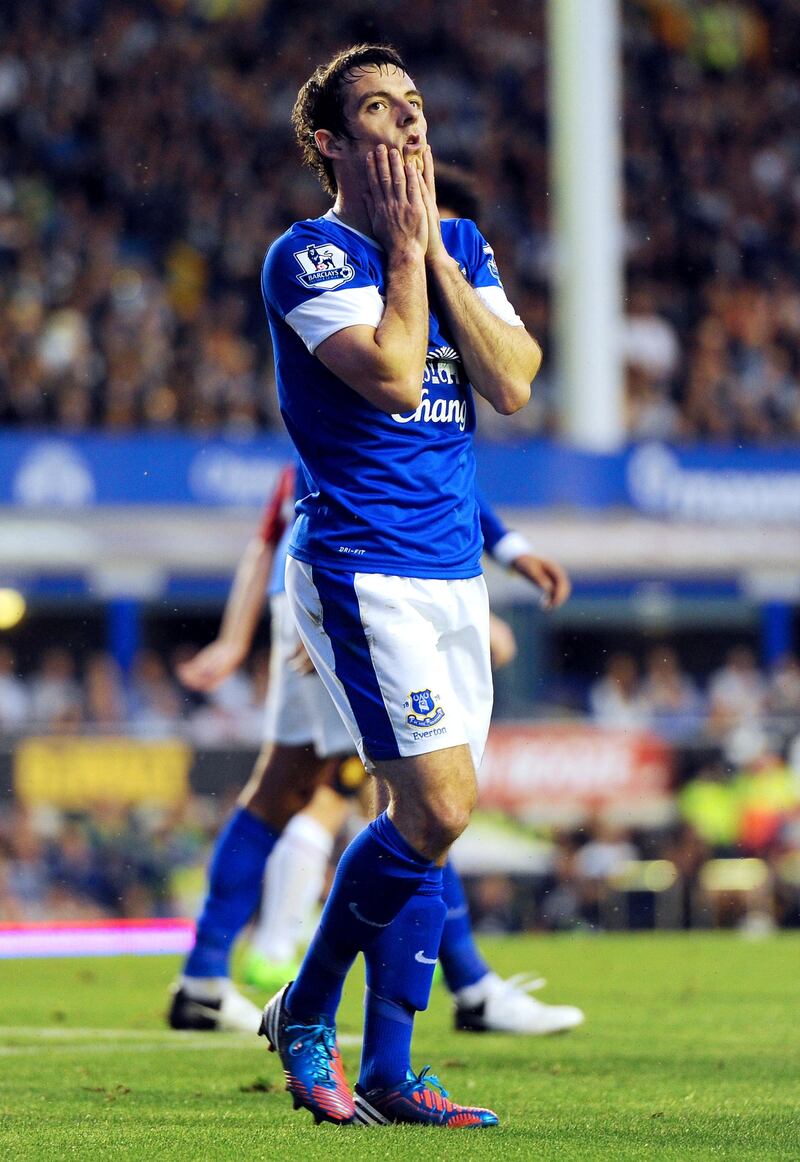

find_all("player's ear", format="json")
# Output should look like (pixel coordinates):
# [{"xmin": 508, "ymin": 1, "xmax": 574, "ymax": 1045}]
[{"xmin": 315, "ymin": 129, "xmax": 344, "ymax": 160}]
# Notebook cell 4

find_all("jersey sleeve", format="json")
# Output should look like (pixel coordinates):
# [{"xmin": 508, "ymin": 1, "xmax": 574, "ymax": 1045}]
[
  {"xmin": 258, "ymin": 465, "xmax": 296, "ymax": 549},
  {"xmin": 447, "ymin": 219, "xmax": 524, "ymax": 328},
  {"xmin": 262, "ymin": 226, "xmax": 384, "ymax": 354},
  {"xmin": 477, "ymin": 483, "xmax": 532, "ymax": 565}
]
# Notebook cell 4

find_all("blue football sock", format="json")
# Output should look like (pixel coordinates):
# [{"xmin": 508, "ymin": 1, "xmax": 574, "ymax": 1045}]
[
  {"xmin": 184, "ymin": 807, "xmax": 279, "ymax": 980},
  {"xmin": 287, "ymin": 811, "xmax": 437, "ymax": 1024},
  {"xmin": 437, "ymin": 859, "xmax": 490, "ymax": 994},
  {"xmin": 358, "ymin": 864, "xmax": 445, "ymax": 1091}
]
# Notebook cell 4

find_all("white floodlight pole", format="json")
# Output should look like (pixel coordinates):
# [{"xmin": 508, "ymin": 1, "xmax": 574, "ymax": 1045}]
[{"xmin": 549, "ymin": 0, "xmax": 625, "ymax": 450}]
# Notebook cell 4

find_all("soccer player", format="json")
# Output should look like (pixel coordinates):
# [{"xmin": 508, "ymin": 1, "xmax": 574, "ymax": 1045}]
[
  {"xmin": 169, "ymin": 461, "xmax": 583, "ymax": 1039},
  {"xmin": 258, "ymin": 43, "xmax": 544, "ymax": 1126},
  {"xmin": 167, "ymin": 464, "xmax": 358, "ymax": 1033}
]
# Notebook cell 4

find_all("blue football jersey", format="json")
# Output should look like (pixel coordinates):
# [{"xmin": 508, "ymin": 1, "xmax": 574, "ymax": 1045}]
[{"xmin": 261, "ymin": 210, "xmax": 523, "ymax": 579}]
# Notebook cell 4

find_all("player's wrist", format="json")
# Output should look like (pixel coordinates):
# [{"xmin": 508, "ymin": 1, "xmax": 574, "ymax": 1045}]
[
  {"xmin": 491, "ymin": 531, "xmax": 532, "ymax": 569},
  {"xmin": 388, "ymin": 240, "xmax": 427, "ymax": 266},
  {"xmin": 425, "ymin": 248, "xmax": 458, "ymax": 275}
]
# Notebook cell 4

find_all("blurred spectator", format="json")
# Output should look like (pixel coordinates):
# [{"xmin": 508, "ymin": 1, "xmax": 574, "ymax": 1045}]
[
  {"xmin": 539, "ymin": 832, "xmax": 583, "ymax": 931},
  {"xmin": 734, "ymin": 750, "xmax": 800, "ymax": 857},
  {"xmin": 0, "ymin": 644, "xmax": 30, "ymax": 731},
  {"xmin": 589, "ymin": 652, "xmax": 652, "ymax": 730},
  {"xmin": 128, "ymin": 648, "xmax": 183, "ymax": 737},
  {"xmin": 28, "ymin": 647, "xmax": 82, "ymax": 731},
  {"xmin": 678, "ymin": 756, "xmax": 740, "ymax": 854},
  {"xmin": 707, "ymin": 644, "xmax": 768, "ymax": 740},
  {"xmin": 574, "ymin": 818, "xmax": 639, "ymax": 926},
  {"xmin": 467, "ymin": 874, "xmax": 523, "ymax": 935},
  {"xmin": 45, "ymin": 816, "xmax": 112, "ymax": 910},
  {"xmin": 766, "ymin": 653, "xmax": 800, "ymax": 737},
  {"xmin": 622, "ymin": 283, "xmax": 680, "ymax": 381},
  {"xmin": 640, "ymin": 644, "xmax": 704, "ymax": 742},
  {"xmin": 0, "ymin": 807, "xmax": 49, "ymax": 919},
  {"xmin": 83, "ymin": 651, "xmax": 128, "ymax": 733}
]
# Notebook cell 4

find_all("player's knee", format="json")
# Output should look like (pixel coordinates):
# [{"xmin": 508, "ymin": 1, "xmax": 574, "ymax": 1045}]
[
  {"xmin": 241, "ymin": 765, "xmax": 321, "ymax": 830},
  {"xmin": 424, "ymin": 790, "xmax": 476, "ymax": 849}
]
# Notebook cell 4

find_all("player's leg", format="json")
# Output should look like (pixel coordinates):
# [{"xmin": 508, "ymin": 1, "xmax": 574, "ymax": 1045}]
[
  {"xmin": 262, "ymin": 561, "xmax": 497, "ymax": 1126},
  {"xmin": 373, "ymin": 766, "xmax": 585, "ymax": 1035},
  {"xmin": 244, "ymin": 781, "xmax": 351, "ymax": 990},
  {"xmin": 436, "ymin": 598, "xmax": 584, "ymax": 1035},
  {"xmin": 439, "ymin": 859, "xmax": 584, "ymax": 1034},
  {"xmin": 350, "ymin": 575, "xmax": 496, "ymax": 1126},
  {"xmin": 263, "ymin": 747, "xmax": 495, "ymax": 1127},
  {"xmin": 169, "ymin": 740, "xmax": 330, "ymax": 1032},
  {"xmin": 245, "ymin": 634, "xmax": 365, "ymax": 989},
  {"xmin": 170, "ymin": 594, "xmax": 334, "ymax": 1032}
]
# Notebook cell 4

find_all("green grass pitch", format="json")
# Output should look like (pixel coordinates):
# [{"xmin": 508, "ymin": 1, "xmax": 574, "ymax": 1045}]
[{"xmin": 1, "ymin": 933, "xmax": 798, "ymax": 1160}]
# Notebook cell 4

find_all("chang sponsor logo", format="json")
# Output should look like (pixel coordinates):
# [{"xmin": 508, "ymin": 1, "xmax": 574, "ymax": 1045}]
[
  {"xmin": 391, "ymin": 346, "xmax": 468, "ymax": 431},
  {"xmin": 392, "ymin": 386, "xmax": 467, "ymax": 432},
  {"xmin": 627, "ymin": 443, "xmax": 800, "ymax": 523}
]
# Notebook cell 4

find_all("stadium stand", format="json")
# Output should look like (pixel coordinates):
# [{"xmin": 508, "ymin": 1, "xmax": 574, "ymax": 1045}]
[{"xmin": 1, "ymin": 0, "xmax": 799, "ymax": 439}]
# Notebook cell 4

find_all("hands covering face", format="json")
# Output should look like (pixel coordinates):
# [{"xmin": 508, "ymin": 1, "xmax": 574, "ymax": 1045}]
[{"xmin": 364, "ymin": 145, "xmax": 447, "ymax": 264}]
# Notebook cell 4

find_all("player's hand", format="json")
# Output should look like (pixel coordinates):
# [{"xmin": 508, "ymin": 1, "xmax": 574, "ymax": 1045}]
[
  {"xmin": 364, "ymin": 144, "xmax": 428, "ymax": 256},
  {"xmin": 176, "ymin": 640, "xmax": 244, "ymax": 692},
  {"xmin": 512, "ymin": 553, "xmax": 572, "ymax": 611},
  {"xmin": 489, "ymin": 612, "xmax": 517, "ymax": 671},
  {"xmin": 289, "ymin": 638, "xmax": 316, "ymax": 676},
  {"xmin": 418, "ymin": 146, "xmax": 449, "ymax": 267}
]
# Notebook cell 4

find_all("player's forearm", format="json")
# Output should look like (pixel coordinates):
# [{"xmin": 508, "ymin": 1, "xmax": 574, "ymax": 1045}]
[
  {"xmin": 217, "ymin": 537, "xmax": 272, "ymax": 657},
  {"xmin": 369, "ymin": 247, "xmax": 429, "ymax": 411},
  {"xmin": 427, "ymin": 255, "xmax": 540, "ymax": 414},
  {"xmin": 320, "ymin": 249, "xmax": 429, "ymax": 413}
]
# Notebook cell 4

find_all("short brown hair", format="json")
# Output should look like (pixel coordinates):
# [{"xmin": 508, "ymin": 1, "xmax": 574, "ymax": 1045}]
[{"xmin": 292, "ymin": 43, "xmax": 408, "ymax": 197}]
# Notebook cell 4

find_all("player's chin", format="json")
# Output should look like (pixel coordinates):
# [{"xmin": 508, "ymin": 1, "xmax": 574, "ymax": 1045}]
[{"xmin": 403, "ymin": 148, "xmax": 425, "ymax": 171}]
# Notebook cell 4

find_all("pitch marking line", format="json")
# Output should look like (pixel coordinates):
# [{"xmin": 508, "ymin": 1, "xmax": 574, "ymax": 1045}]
[{"xmin": 0, "ymin": 1026, "xmax": 362, "ymax": 1051}]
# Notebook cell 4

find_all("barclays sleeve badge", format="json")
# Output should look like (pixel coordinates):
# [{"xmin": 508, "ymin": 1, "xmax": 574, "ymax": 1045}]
[{"xmin": 294, "ymin": 243, "xmax": 355, "ymax": 290}]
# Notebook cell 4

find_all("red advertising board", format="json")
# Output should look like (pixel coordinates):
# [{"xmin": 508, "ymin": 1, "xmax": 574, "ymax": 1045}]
[{"xmin": 480, "ymin": 724, "xmax": 672, "ymax": 814}]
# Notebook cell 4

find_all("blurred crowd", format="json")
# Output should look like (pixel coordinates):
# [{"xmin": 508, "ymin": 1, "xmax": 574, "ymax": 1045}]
[
  {"xmin": 1, "ymin": 0, "xmax": 799, "ymax": 441},
  {"xmin": 0, "ymin": 642, "xmax": 271, "ymax": 743},
  {"xmin": 1, "ymin": 633, "xmax": 799, "ymax": 931},
  {"xmin": 0, "ymin": 794, "xmax": 225, "ymax": 922},
  {"xmin": 3, "ymin": 639, "xmax": 800, "ymax": 754},
  {"xmin": 588, "ymin": 643, "xmax": 800, "ymax": 758},
  {"xmin": 2, "ymin": 764, "xmax": 798, "ymax": 929}
]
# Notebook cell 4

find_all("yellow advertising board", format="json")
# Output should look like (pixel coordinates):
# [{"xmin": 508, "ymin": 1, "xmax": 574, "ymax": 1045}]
[{"xmin": 14, "ymin": 737, "xmax": 192, "ymax": 808}]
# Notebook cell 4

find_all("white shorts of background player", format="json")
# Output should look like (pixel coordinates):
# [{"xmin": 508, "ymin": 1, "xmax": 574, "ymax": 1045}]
[{"xmin": 263, "ymin": 591, "xmax": 354, "ymax": 758}]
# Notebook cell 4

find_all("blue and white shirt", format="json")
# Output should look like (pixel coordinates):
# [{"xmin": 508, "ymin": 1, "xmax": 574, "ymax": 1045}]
[{"xmin": 261, "ymin": 210, "xmax": 523, "ymax": 579}]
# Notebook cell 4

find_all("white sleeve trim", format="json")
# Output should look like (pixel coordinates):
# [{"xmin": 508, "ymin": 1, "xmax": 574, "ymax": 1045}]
[
  {"xmin": 285, "ymin": 286, "xmax": 385, "ymax": 353},
  {"xmin": 475, "ymin": 284, "xmax": 524, "ymax": 327},
  {"xmin": 491, "ymin": 531, "xmax": 532, "ymax": 567}
]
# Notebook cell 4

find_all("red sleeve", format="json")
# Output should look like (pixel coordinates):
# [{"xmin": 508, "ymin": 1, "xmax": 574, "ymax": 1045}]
[{"xmin": 258, "ymin": 465, "xmax": 296, "ymax": 549}]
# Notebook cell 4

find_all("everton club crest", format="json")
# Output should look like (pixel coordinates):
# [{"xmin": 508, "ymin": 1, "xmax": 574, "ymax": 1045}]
[
  {"xmin": 294, "ymin": 243, "xmax": 354, "ymax": 290},
  {"xmin": 406, "ymin": 689, "xmax": 445, "ymax": 729}
]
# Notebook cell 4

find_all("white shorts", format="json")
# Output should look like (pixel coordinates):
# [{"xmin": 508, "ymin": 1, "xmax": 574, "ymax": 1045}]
[
  {"xmin": 284, "ymin": 557, "xmax": 493, "ymax": 771},
  {"xmin": 262, "ymin": 591, "xmax": 354, "ymax": 758}
]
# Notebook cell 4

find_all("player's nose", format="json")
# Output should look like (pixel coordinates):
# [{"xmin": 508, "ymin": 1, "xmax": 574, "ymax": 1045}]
[{"xmin": 398, "ymin": 100, "xmax": 420, "ymax": 124}]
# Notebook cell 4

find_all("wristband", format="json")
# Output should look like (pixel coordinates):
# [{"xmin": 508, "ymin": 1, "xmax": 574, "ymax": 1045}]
[{"xmin": 490, "ymin": 531, "xmax": 532, "ymax": 568}]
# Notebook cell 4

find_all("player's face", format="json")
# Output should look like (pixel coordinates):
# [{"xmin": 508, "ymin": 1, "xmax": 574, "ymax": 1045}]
[{"xmin": 340, "ymin": 65, "xmax": 427, "ymax": 169}]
